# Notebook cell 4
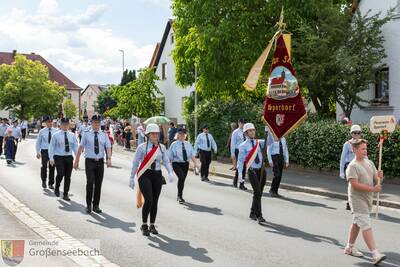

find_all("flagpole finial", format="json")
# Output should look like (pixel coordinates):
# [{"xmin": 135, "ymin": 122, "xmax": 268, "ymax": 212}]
[{"xmin": 276, "ymin": 7, "xmax": 286, "ymax": 31}]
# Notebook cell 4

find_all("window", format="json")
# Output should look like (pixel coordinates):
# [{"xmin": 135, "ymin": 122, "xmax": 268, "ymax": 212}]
[
  {"xmin": 161, "ymin": 63, "xmax": 167, "ymax": 80},
  {"xmin": 374, "ymin": 67, "xmax": 389, "ymax": 104},
  {"xmin": 93, "ymin": 101, "xmax": 97, "ymax": 110},
  {"xmin": 159, "ymin": 97, "xmax": 165, "ymax": 116},
  {"xmin": 83, "ymin": 101, "xmax": 87, "ymax": 109},
  {"xmin": 171, "ymin": 33, "xmax": 174, "ymax": 44},
  {"xmin": 67, "ymin": 93, "xmax": 72, "ymax": 99}
]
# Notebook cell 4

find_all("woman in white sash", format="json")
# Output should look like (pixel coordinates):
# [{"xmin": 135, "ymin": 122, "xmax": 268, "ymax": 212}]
[{"xmin": 129, "ymin": 123, "xmax": 175, "ymax": 236}]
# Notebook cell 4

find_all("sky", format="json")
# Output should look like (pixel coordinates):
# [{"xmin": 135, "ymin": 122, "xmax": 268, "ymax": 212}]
[{"xmin": 0, "ymin": 0, "xmax": 172, "ymax": 88}]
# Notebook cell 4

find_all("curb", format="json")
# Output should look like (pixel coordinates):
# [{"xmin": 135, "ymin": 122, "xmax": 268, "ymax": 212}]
[{"xmin": 192, "ymin": 168, "xmax": 400, "ymax": 210}]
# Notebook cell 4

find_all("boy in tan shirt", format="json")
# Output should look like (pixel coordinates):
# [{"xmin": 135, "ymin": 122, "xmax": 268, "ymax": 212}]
[{"xmin": 345, "ymin": 139, "xmax": 386, "ymax": 265}]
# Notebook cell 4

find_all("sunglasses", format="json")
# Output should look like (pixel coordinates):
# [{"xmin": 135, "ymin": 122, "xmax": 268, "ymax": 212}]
[{"xmin": 352, "ymin": 131, "xmax": 362, "ymax": 135}]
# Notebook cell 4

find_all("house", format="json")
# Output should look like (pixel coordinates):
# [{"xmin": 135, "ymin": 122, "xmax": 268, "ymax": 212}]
[
  {"xmin": 80, "ymin": 84, "xmax": 109, "ymax": 118},
  {"xmin": 336, "ymin": 0, "xmax": 400, "ymax": 123},
  {"xmin": 149, "ymin": 20, "xmax": 195, "ymax": 125},
  {"xmin": 0, "ymin": 50, "xmax": 82, "ymax": 119}
]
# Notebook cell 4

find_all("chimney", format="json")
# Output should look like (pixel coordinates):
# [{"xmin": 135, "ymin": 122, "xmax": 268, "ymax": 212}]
[
  {"xmin": 31, "ymin": 52, "xmax": 35, "ymax": 55},
  {"xmin": 12, "ymin": 50, "xmax": 17, "ymax": 57}
]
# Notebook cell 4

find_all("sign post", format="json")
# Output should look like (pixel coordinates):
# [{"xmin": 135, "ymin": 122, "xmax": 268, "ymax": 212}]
[{"xmin": 369, "ymin": 115, "xmax": 396, "ymax": 219}]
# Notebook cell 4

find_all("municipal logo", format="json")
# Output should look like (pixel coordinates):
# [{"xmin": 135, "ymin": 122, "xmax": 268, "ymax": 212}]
[{"xmin": 1, "ymin": 240, "xmax": 24, "ymax": 266}]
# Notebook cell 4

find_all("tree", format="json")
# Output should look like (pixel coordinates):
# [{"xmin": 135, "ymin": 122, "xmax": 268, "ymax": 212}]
[
  {"xmin": 172, "ymin": 0, "xmax": 352, "ymax": 113},
  {"xmin": 0, "ymin": 54, "xmax": 66, "ymax": 120},
  {"xmin": 110, "ymin": 67, "xmax": 162, "ymax": 118},
  {"xmin": 63, "ymin": 98, "xmax": 77, "ymax": 119},
  {"xmin": 335, "ymin": 10, "xmax": 392, "ymax": 118},
  {"xmin": 96, "ymin": 89, "xmax": 117, "ymax": 115},
  {"xmin": 120, "ymin": 69, "xmax": 137, "ymax": 86}
]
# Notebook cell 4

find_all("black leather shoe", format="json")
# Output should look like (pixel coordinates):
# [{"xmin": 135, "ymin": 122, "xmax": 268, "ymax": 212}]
[
  {"xmin": 93, "ymin": 207, "xmax": 102, "ymax": 214},
  {"xmin": 63, "ymin": 195, "xmax": 70, "ymax": 201},
  {"xmin": 233, "ymin": 182, "xmax": 237, "ymax": 188},
  {"xmin": 86, "ymin": 207, "xmax": 92, "ymax": 214},
  {"xmin": 269, "ymin": 191, "xmax": 278, "ymax": 198},
  {"xmin": 249, "ymin": 213, "xmax": 257, "ymax": 221},
  {"xmin": 201, "ymin": 177, "xmax": 207, "ymax": 181},
  {"xmin": 204, "ymin": 177, "xmax": 210, "ymax": 182},
  {"xmin": 177, "ymin": 197, "xmax": 185, "ymax": 204},
  {"xmin": 346, "ymin": 202, "xmax": 351, "ymax": 211},
  {"xmin": 48, "ymin": 184, "xmax": 54, "ymax": 190},
  {"xmin": 42, "ymin": 182, "xmax": 47, "ymax": 189},
  {"xmin": 257, "ymin": 216, "xmax": 267, "ymax": 224},
  {"xmin": 54, "ymin": 189, "xmax": 60, "ymax": 197},
  {"xmin": 149, "ymin": 225, "xmax": 158, "ymax": 235},
  {"xmin": 239, "ymin": 183, "xmax": 247, "ymax": 190},
  {"xmin": 141, "ymin": 224, "xmax": 150, "ymax": 236}
]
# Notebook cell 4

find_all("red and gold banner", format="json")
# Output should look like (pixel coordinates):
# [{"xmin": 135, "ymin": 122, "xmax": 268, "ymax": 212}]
[{"xmin": 262, "ymin": 34, "xmax": 307, "ymax": 140}]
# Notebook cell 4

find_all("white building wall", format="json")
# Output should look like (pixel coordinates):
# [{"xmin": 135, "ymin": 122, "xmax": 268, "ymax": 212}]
[
  {"xmin": 338, "ymin": 0, "xmax": 400, "ymax": 123},
  {"xmin": 68, "ymin": 90, "xmax": 80, "ymax": 119},
  {"xmin": 155, "ymin": 28, "xmax": 194, "ymax": 125}
]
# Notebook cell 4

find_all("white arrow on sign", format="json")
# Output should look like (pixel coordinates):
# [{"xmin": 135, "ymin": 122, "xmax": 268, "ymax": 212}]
[{"xmin": 369, "ymin": 115, "xmax": 396, "ymax": 134}]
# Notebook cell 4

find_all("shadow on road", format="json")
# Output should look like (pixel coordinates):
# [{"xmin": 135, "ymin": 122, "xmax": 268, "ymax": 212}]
[
  {"xmin": 182, "ymin": 202, "xmax": 223, "ymax": 216},
  {"xmin": 261, "ymin": 221, "xmax": 343, "ymax": 247},
  {"xmin": 148, "ymin": 234, "xmax": 213, "ymax": 263},
  {"xmin": 273, "ymin": 195, "xmax": 337, "ymax": 210},
  {"xmin": 375, "ymin": 213, "xmax": 400, "ymax": 225},
  {"xmin": 43, "ymin": 189, "xmax": 57, "ymax": 198},
  {"xmin": 354, "ymin": 251, "xmax": 400, "ymax": 267},
  {"xmin": 57, "ymin": 199, "xmax": 87, "ymax": 215},
  {"xmin": 206, "ymin": 180, "xmax": 233, "ymax": 188},
  {"xmin": 88, "ymin": 212, "xmax": 135, "ymax": 233}
]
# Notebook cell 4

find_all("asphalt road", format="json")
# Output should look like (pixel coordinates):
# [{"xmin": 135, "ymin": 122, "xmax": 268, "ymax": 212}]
[{"xmin": 0, "ymin": 134, "xmax": 399, "ymax": 267}]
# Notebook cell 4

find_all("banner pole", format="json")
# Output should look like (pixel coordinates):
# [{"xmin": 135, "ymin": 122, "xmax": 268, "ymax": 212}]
[{"xmin": 375, "ymin": 137, "xmax": 383, "ymax": 219}]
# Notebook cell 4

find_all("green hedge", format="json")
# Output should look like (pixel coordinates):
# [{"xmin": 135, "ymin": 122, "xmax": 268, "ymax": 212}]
[
  {"xmin": 184, "ymin": 98, "xmax": 400, "ymax": 178},
  {"xmin": 286, "ymin": 121, "xmax": 400, "ymax": 178}
]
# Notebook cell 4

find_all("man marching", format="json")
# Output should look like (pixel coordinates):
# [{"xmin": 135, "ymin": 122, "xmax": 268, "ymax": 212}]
[
  {"xmin": 267, "ymin": 136, "xmax": 289, "ymax": 198},
  {"xmin": 49, "ymin": 118, "xmax": 78, "ymax": 201},
  {"xmin": 35, "ymin": 116, "xmax": 55, "ymax": 189},
  {"xmin": 74, "ymin": 115, "xmax": 112, "ymax": 214},
  {"xmin": 194, "ymin": 124, "xmax": 217, "ymax": 182},
  {"xmin": 230, "ymin": 118, "xmax": 247, "ymax": 190},
  {"xmin": 168, "ymin": 128, "xmax": 198, "ymax": 204},
  {"xmin": 78, "ymin": 116, "xmax": 91, "ymax": 142},
  {"xmin": 237, "ymin": 123, "xmax": 270, "ymax": 224}
]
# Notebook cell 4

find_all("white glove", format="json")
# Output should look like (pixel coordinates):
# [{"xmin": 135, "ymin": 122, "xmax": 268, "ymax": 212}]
[
  {"xmin": 168, "ymin": 172, "xmax": 177, "ymax": 183},
  {"xmin": 129, "ymin": 177, "xmax": 135, "ymax": 189}
]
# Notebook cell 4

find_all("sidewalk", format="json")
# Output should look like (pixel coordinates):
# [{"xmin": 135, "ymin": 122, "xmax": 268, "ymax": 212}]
[
  {"xmin": 206, "ymin": 160, "xmax": 400, "ymax": 209},
  {"xmin": 0, "ymin": 202, "xmax": 77, "ymax": 267}
]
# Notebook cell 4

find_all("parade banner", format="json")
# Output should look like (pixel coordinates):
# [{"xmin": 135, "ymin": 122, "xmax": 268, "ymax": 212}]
[
  {"xmin": 262, "ymin": 34, "xmax": 307, "ymax": 140},
  {"xmin": 243, "ymin": 10, "xmax": 307, "ymax": 140}
]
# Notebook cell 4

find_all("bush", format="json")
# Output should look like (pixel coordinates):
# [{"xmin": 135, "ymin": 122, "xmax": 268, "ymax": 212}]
[
  {"xmin": 184, "ymin": 98, "xmax": 400, "ymax": 178},
  {"xmin": 286, "ymin": 121, "xmax": 400, "ymax": 178}
]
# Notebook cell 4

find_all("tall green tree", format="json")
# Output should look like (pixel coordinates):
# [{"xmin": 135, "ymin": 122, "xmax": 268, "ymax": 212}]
[
  {"xmin": 0, "ymin": 54, "xmax": 66, "ymax": 120},
  {"xmin": 63, "ymin": 98, "xmax": 77, "ymax": 119},
  {"xmin": 335, "ymin": 10, "xmax": 392, "ymax": 118},
  {"xmin": 120, "ymin": 69, "xmax": 137, "ymax": 86},
  {"xmin": 172, "ymin": 0, "xmax": 351, "ymax": 112},
  {"xmin": 110, "ymin": 67, "xmax": 162, "ymax": 118},
  {"xmin": 96, "ymin": 89, "xmax": 117, "ymax": 115}
]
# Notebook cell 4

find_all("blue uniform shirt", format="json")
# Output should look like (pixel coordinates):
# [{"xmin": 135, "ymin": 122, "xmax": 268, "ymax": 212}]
[
  {"xmin": 79, "ymin": 124, "xmax": 91, "ymax": 135},
  {"xmin": 230, "ymin": 128, "xmax": 246, "ymax": 156},
  {"xmin": 194, "ymin": 132, "xmax": 217, "ymax": 153},
  {"xmin": 237, "ymin": 139, "xmax": 266, "ymax": 175},
  {"xmin": 36, "ymin": 127, "xmax": 54, "ymax": 153},
  {"xmin": 339, "ymin": 140, "xmax": 369, "ymax": 178},
  {"xmin": 0, "ymin": 123, "xmax": 9, "ymax": 137},
  {"xmin": 130, "ymin": 142, "xmax": 173, "ymax": 179},
  {"xmin": 79, "ymin": 130, "xmax": 111, "ymax": 159},
  {"xmin": 267, "ymin": 137, "xmax": 289, "ymax": 164},
  {"xmin": 48, "ymin": 130, "xmax": 78, "ymax": 161},
  {"xmin": 168, "ymin": 140, "xmax": 195, "ymax": 162}
]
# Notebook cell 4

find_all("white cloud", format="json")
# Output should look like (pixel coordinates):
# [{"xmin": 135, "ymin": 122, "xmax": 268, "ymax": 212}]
[{"xmin": 0, "ymin": 1, "xmax": 155, "ymax": 88}]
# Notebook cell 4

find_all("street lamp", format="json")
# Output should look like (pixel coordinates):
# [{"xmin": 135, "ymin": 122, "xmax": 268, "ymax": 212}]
[
  {"xmin": 118, "ymin": 49, "xmax": 125, "ymax": 74},
  {"xmin": 194, "ymin": 65, "xmax": 198, "ymax": 137}
]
